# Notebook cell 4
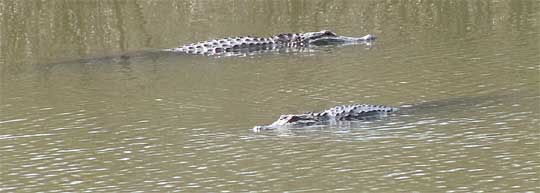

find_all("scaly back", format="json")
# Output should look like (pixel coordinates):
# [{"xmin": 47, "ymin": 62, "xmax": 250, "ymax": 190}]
[{"xmin": 162, "ymin": 30, "xmax": 344, "ymax": 56}]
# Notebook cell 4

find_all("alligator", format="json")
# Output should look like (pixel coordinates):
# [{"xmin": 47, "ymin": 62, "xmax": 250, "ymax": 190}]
[
  {"xmin": 253, "ymin": 104, "xmax": 398, "ymax": 132},
  {"xmin": 40, "ymin": 30, "xmax": 375, "ymax": 67},
  {"xmin": 162, "ymin": 30, "xmax": 376, "ymax": 56}
]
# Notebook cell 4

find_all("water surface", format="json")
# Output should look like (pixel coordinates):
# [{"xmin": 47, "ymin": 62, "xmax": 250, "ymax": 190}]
[{"xmin": 1, "ymin": 0, "xmax": 539, "ymax": 192}]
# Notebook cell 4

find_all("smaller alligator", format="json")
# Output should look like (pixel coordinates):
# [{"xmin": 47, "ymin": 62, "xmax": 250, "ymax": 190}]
[
  {"xmin": 162, "ymin": 30, "xmax": 376, "ymax": 56},
  {"xmin": 253, "ymin": 104, "xmax": 398, "ymax": 132}
]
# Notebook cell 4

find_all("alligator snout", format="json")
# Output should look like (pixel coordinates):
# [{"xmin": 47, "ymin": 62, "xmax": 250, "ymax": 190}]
[
  {"xmin": 252, "ymin": 125, "xmax": 267, "ymax": 132},
  {"xmin": 309, "ymin": 34, "xmax": 376, "ymax": 46}
]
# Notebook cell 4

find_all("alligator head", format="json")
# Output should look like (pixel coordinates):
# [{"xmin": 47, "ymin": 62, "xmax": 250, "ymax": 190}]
[
  {"xmin": 300, "ymin": 30, "xmax": 377, "ymax": 46},
  {"xmin": 252, "ymin": 113, "xmax": 321, "ymax": 131}
]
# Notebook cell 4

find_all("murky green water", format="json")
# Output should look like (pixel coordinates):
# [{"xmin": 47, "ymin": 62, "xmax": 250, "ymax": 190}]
[{"xmin": 1, "ymin": 0, "xmax": 539, "ymax": 192}]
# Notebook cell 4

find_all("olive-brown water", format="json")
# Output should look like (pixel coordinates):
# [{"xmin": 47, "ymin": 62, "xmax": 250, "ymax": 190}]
[{"xmin": 1, "ymin": 0, "xmax": 539, "ymax": 192}]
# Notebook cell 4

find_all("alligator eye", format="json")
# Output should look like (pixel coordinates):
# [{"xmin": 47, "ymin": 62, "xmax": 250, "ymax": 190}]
[
  {"xmin": 287, "ymin": 116, "xmax": 300, "ymax": 123},
  {"xmin": 324, "ymin": 31, "xmax": 336, "ymax": 36}
]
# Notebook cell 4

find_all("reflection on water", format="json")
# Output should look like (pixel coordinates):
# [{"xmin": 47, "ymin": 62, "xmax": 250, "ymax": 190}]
[{"xmin": 1, "ymin": 0, "xmax": 539, "ymax": 192}]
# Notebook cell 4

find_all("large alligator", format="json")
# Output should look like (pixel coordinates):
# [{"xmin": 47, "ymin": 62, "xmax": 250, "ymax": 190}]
[
  {"xmin": 44, "ymin": 30, "xmax": 374, "ymax": 66},
  {"xmin": 253, "ymin": 104, "xmax": 398, "ymax": 132},
  {"xmin": 162, "ymin": 30, "xmax": 376, "ymax": 56}
]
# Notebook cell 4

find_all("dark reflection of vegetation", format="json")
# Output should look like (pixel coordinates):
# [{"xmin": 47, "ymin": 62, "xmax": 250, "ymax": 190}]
[{"xmin": 0, "ymin": 0, "xmax": 538, "ymax": 67}]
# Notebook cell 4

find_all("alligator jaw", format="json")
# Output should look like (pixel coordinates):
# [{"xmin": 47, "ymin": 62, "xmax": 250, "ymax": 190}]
[{"xmin": 309, "ymin": 34, "xmax": 376, "ymax": 46}]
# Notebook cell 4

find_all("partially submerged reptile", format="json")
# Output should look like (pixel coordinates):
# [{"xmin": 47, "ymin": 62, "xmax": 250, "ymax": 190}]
[
  {"xmin": 253, "ymin": 104, "xmax": 398, "ymax": 132},
  {"xmin": 163, "ymin": 30, "xmax": 376, "ymax": 56},
  {"xmin": 44, "ymin": 30, "xmax": 374, "ymax": 66}
]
